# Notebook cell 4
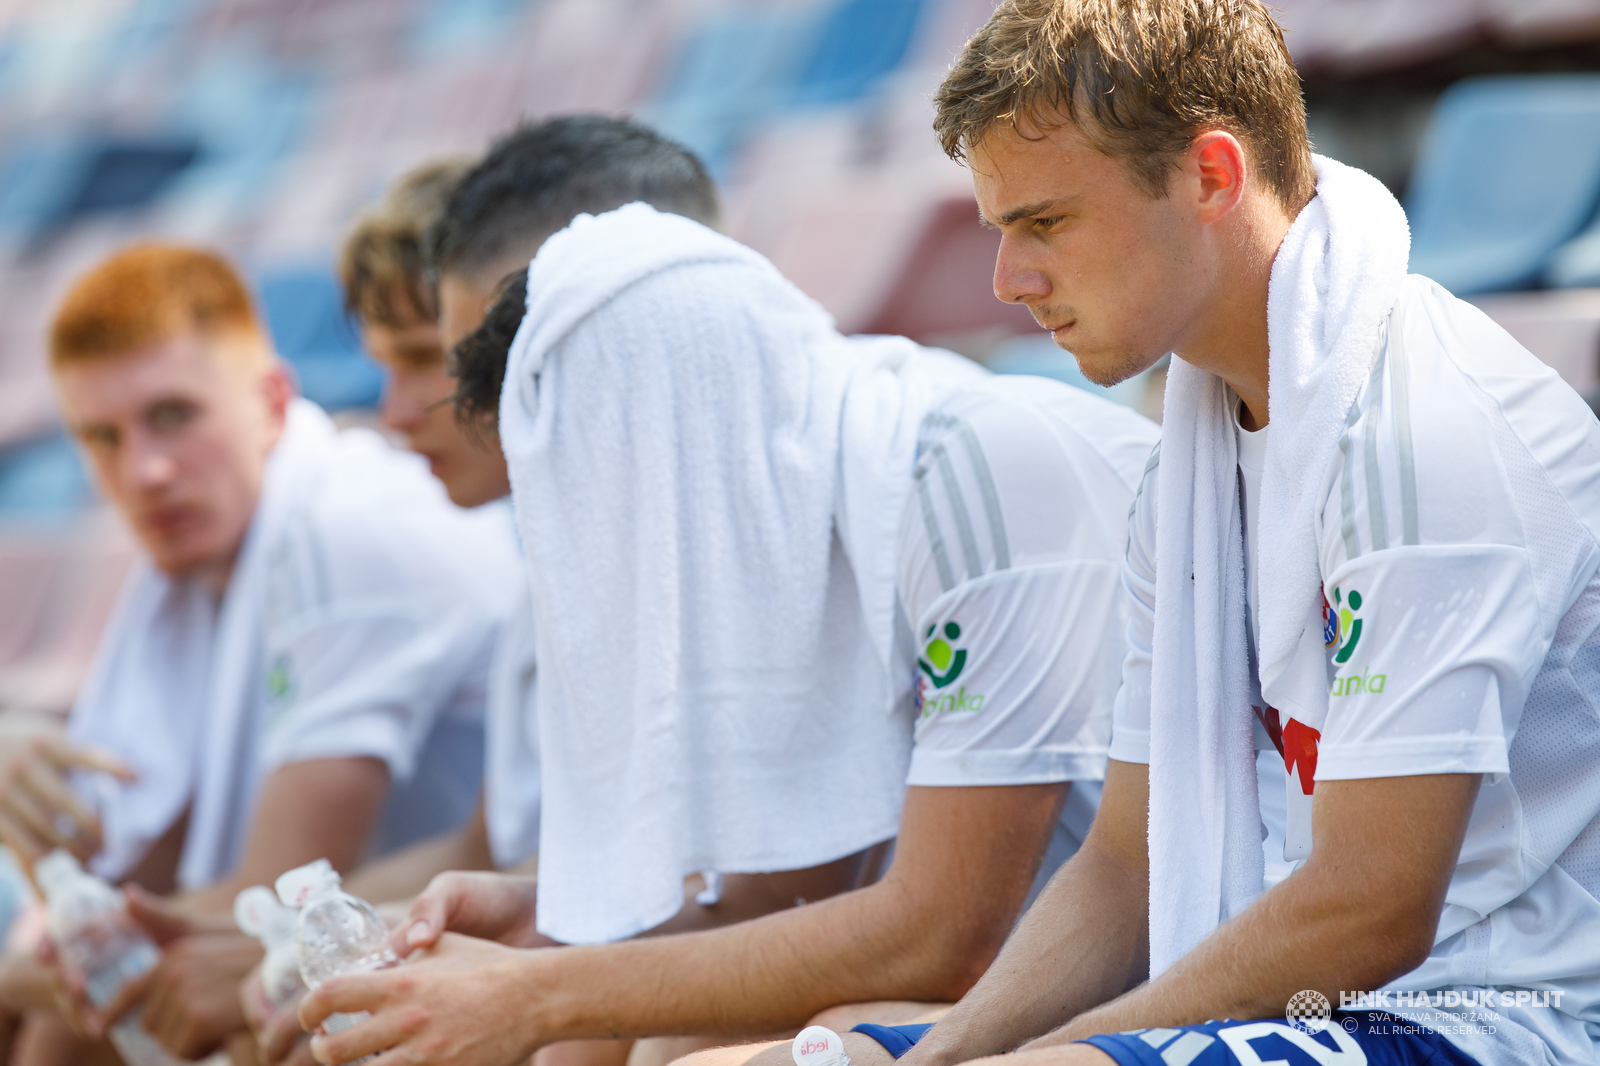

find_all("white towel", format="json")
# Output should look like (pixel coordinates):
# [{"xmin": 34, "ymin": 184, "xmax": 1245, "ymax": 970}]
[
  {"xmin": 499, "ymin": 203, "xmax": 985, "ymax": 944},
  {"xmin": 1147, "ymin": 157, "xmax": 1410, "ymax": 974},
  {"xmin": 71, "ymin": 400, "xmax": 337, "ymax": 887}
]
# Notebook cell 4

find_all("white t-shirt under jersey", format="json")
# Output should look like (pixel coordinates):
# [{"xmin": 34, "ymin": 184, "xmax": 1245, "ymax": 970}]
[
  {"xmin": 897, "ymin": 375, "xmax": 1159, "ymax": 892},
  {"xmin": 1115, "ymin": 275, "xmax": 1600, "ymax": 1066}
]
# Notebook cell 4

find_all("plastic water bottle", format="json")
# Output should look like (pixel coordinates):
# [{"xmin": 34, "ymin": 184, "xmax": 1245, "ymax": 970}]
[
  {"xmin": 233, "ymin": 885, "xmax": 305, "ymax": 1006},
  {"xmin": 34, "ymin": 850, "xmax": 182, "ymax": 1066},
  {"xmin": 793, "ymin": 1026, "xmax": 852, "ymax": 1066},
  {"xmin": 275, "ymin": 859, "xmax": 397, "ymax": 1062}
]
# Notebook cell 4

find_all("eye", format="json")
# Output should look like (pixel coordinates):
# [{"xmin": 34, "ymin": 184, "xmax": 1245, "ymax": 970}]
[
  {"xmin": 78, "ymin": 425, "xmax": 119, "ymax": 451},
  {"xmin": 1033, "ymin": 215, "xmax": 1063, "ymax": 230},
  {"xmin": 148, "ymin": 399, "xmax": 198, "ymax": 432}
]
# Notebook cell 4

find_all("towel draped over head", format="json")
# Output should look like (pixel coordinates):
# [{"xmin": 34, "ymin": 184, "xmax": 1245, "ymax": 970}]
[
  {"xmin": 498, "ymin": 203, "xmax": 985, "ymax": 944},
  {"xmin": 1147, "ymin": 157, "xmax": 1411, "ymax": 973}
]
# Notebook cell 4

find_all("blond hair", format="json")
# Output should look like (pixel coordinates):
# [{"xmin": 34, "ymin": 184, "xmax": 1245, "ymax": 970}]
[
  {"xmin": 51, "ymin": 244, "xmax": 263, "ymax": 366},
  {"xmin": 338, "ymin": 157, "xmax": 474, "ymax": 326},
  {"xmin": 933, "ymin": 0, "xmax": 1315, "ymax": 209}
]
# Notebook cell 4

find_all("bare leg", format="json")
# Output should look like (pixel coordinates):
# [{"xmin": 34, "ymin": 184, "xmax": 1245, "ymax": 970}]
[
  {"xmin": 536, "ymin": 1038, "xmax": 637, "ymax": 1066},
  {"xmin": 807, "ymin": 1002, "xmax": 952, "ymax": 1030}
]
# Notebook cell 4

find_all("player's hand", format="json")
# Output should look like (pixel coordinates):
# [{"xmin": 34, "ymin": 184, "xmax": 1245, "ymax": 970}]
[
  {"xmin": 0, "ymin": 715, "xmax": 135, "ymax": 864},
  {"xmin": 397, "ymin": 871, "xmax": 540, "ymax": 955},
  {"xmin": 98, "ymin": 886, "xmax": 261, "ymax": 1057},
  {"xmin": 244, "ymin": 965, "xmax": 317, "ymax": 1066},
  {"xmin": 35, "ymin": 931, "xmax": 127, "ymax": 1040},
  {"xmin": 301, "ymin": 933, "xmax": 544, "ymax": 1066},
  {"xmin": 0, "ymin": 947, "xmax": 69, "ymax": 1015}
]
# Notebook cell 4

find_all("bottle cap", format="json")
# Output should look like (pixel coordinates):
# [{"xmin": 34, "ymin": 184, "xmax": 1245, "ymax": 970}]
[
  {"xmin": 35, "ymin": 850, "xmax": 84, "ymax": 898},
  {"xmin": 235, "ymin": 885, "xmax": 297, "ymax": 945},
  {"xmin": 793, "ymin": 1026, "xmax": 848, "ymax": 1066},
  {"xmin": 274, "ymin": 859, "xmax": 339, "ymax": 908}
]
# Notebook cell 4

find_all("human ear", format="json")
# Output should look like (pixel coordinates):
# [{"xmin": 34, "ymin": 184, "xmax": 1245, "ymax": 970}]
[
  {"xmin": 1189, "ymin": 130, "xmax": 1247, "ymax": 224},
  {"xmin": 259, "ymin": 360, "xmax": 293, "ymax": 448}
]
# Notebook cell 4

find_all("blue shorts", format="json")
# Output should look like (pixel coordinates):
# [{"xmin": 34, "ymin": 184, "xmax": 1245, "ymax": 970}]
[{"xmin": 852, "ymin": 1014, "xmax": 1481, "ymax": 1066}]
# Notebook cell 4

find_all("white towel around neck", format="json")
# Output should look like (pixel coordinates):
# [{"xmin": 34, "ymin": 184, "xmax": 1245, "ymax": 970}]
[
  {"xmin": 499, "ymin": 203, "xmax": 985, "ymax": 943},
  {"xmin": 74, "ymin": 401, "xmax": 343, "ymax": 888},
  {"xmin": 1147, "ymin": 157, "xmax": 1410, "ymax": 974}
]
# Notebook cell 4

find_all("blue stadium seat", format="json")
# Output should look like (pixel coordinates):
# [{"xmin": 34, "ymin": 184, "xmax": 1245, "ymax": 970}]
[
  {"xmin": 168, "ymin": 52, "xmax": 315, "ymax": 215},
  {"xmin": 645, "ymin": 7, "xmax": 828, "ymax": 176},
  {"xmin": 1406, "ymin": 74, "xmax": 1600, "ymax": 296},
  {"xmin": 791, "ymin": 0, "xmax": 925, "ymax": 108},
  {"xmin": 256, "ymin": 268, "xmax": 383, "ymax": 411},
  {"xmin": 1545, "ymin": 210, "xmax": 1600, "ymax": 288},
  {"xmin": 0, "ymin": 434, "xmax": 94, "ymax": 520}
]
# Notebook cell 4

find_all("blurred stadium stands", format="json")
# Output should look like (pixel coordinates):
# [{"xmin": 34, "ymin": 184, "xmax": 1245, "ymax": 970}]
[{"xmin": 0, "ymin": 0, "xmax": 1598, "ymax": 712}]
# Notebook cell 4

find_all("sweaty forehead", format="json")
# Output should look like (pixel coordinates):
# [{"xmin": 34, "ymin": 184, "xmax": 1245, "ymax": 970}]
[{"xmin": 970, "ymin": 123, "xmax": 1129, "ymax": 221}]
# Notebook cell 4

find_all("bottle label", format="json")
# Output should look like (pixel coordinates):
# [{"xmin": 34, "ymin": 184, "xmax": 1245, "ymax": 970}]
[{"xmin": 85, "ymin": 941, "xmax": 159, "ymax": 1008}]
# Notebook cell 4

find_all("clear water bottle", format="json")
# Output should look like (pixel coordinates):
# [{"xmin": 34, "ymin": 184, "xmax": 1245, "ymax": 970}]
[
  {"xmin": 34, "ymin": 849, "xmax": 181, "ymax": 1066},
  {"xmin": 275, "ymin": 859, "xmax": 397, "ymax": 1063},
  {"xmin": 233, "ymin": 885, "xmax": 305, "ymax": 1006},
  {"xmin": 792, "ymin": 1026, "xmax": 852, "ymax": 1066}
]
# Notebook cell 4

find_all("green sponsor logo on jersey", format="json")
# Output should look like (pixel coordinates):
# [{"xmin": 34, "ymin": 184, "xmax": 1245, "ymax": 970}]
[
  {"xmin": 1331, "ymin": 586, "xmax": 1364, "ymax": 664},
  {"xmin": 267, "ymin": 654, "xmax": 292, "ymax": 701},
  {"xmin": 918, "ymin": 621, "xmax": 967, "ymax": 689}
]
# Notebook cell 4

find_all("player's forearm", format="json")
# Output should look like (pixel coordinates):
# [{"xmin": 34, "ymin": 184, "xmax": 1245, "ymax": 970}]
[
  {"xmin": 527, "ymin": 877, "xmax": 985, "ymax": 1040},
  {"xmin": 905, "ymin": 840, "xmax": 1148, "ymax": 1066},
  {"xmin": 1041, "ymin": 859, "xmax": 1433, "ymax": 1045},
  {"xmin": 1041, "ymin": 774, "xmax": 1476, "ymax": 1046}
]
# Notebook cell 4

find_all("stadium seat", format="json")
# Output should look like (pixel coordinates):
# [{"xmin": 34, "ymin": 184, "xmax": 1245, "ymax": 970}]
[
  {"xmin": 0, "ymin": 536, "xmax": 67, "ymax": 667},
  {"xmin": 1406, "ymin": 74, "xmax": 1600, "ymax": 295},
  {"xmin": 859, "ymin": 195, "xmax": 1039, "ymax": 341},
  {"xmin": 256, "ymin": 267, "xmax": 383, "ymax": 410},
  {"xmin": 1545, "ymin": 211, "xmax": 1600, "ymax": 288},
  {"xmin": 790, "ymin": 0, "xmax": 925, "ymax": 108},
  {"xmin": 0, "ymin": 511, "xmax": 134, "ymax": 715},
  {"xmin": 0, "ymin": 434, "xmax": 94, "ymax": 521},
  {"xmin": 1472, "ymin": 288, "xmax": 1600, "ymax": 393},
  {"xmin": 645, "ymin": 6, "xmax": 829, "ymax": 176}
]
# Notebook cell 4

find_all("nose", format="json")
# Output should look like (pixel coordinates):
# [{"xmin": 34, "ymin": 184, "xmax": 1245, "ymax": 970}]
[
  {"xmin": 993, "ymin": 233, "xmax": 1052, "ymax": 307},
  {"xmin": 126, "ymin": 434, "xmax": 177, "ymax": 493}
]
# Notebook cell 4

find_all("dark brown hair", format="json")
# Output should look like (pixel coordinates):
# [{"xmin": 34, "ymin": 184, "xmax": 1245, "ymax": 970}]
[{"xmin": 933, "ymin": 0, "xmax": 1315, "ymax": 209}]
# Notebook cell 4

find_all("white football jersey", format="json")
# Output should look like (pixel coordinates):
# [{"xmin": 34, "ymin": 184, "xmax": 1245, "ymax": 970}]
[
  {"xmin": 897, "ymin": 375, "xmax": 1158, "ymax": 892},
  {"xmin": 1115, "ymin": 276, "xmax": 1600, "ymax": 1066}
]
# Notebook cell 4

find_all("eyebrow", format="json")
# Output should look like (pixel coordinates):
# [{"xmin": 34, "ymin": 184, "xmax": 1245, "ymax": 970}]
[{"xmin": 980, "ymin": 197, "xmax": 1080, "ymax": 229}]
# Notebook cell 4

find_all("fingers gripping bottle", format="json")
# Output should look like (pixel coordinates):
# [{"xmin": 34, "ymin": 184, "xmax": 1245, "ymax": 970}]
[
  {"xmin": 233, "ymin": 885, "xmax": 305, "ymax": 1006},
  {"xmin": 793, "ymin": 1027, "xmax": 852, "ymax": 1066},
  {"xmin": 34, "ymin": 850, "xmax": 182, "ymax": 1066},
  {"xmin": 275, "ymin": 860, "xmax": 397, "ymax": 1062}
]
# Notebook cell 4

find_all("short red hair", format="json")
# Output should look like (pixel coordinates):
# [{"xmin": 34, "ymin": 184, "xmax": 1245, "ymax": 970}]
[{"xmin": 50, "ymin": 243, "xmax": 265, "ymax": 366}]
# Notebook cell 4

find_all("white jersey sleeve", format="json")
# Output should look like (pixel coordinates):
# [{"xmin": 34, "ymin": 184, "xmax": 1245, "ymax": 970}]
[
  {"xmin": 1310, "ymin": 279, "xmax": 1589, "ymax": 782},
  {"xmin": 1109, "ymin": 444, "xmax": 1160, "ymax": 767},
  {"xmin": 897, "ymin": 377, "xmax": 1158, "ymax": 787},
  {"xmin": 257, "ymin": 441, "xmax": 520, "ymax": 788},
  {"xmin": 485, "ymin": 584, "xmax": 541, "ymax": 869}
]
